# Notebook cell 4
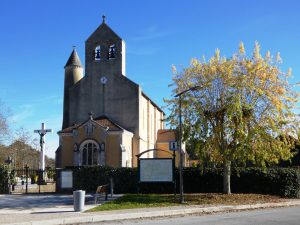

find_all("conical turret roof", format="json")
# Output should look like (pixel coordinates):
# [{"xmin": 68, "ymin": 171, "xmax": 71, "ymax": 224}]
[{"xmin": 64, "ymin": 49, "xmax": 82, "ymax": 68}]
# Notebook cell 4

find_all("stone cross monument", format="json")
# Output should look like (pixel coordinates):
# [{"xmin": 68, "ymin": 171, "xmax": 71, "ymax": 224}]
[{"xmin": 34, "ymin": 123, "xmax": 52, "ymax": 170}]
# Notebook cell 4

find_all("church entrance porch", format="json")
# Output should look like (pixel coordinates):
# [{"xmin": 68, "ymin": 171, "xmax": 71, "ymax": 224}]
[{"xmin": 57, "ymin": 115, "xmax": 133, "ymax": 168}]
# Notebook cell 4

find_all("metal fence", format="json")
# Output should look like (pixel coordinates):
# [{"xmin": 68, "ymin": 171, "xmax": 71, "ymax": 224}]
[
  {"xmin": 11, "ymin": 168, "xmax": 56, "ymax": 193},
  {"xmin": 13, "ymin": 168, "xmax": 56, "ymax": 183}
]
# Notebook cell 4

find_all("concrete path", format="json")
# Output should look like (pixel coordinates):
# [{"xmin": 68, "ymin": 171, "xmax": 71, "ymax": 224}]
[
  {"xmin": 1, "ymin": 194, "xmax": 300, "ymax": 225},
  {"xmin": 0, "ymin": 193, "xmax": 121, "ymax": 224}
]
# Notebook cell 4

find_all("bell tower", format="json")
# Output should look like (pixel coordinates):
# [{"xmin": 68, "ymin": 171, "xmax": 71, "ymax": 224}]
[{"xmin": 85, "ymin": 16, "xmax": 126, "ymax": 78}]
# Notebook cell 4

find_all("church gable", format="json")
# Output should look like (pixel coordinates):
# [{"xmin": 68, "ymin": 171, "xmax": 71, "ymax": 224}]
[
  {"xmin": 85, "ymin": 16, "xmax": 125, "ymax": 77},
  {"xmin": 86, "ymin": 18, "xmax": 121, "ymax": 43},
  {"xmin": 59, "ymin": 115, "xmax": 125, "ymax": 134}
]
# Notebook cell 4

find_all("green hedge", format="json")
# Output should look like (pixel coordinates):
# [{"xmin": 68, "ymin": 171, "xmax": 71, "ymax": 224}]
[
  {"xmin": 231, "ymin": 168, "xmax": 300, "ymax": 198},
  {"xmin": 72, "ymin": 166, "xmax": 300, "ymax": 198},
  {"xmin": 0, "ymin": 165, "xmax": 9, "ymax": 193},
  {"xmin": 73, "ymin": 167, "xmax": 138, "ymax": 193}
]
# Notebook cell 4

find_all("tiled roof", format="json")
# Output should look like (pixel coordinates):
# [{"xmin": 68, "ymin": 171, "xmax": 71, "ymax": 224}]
[
  {"xmin": 59, "ymin": 124, "xmax": 78, "ymax": 133},
  {"xmin": 94, "ymin": 116, "xmax": 124, "ymax": 131},
  {"xmin": 59, "ymin": 116, "xmax": 123, "ymax": 133},
  {"xmin": 64, "ymin": 49, "xmax": 82, "ymax": 68}
]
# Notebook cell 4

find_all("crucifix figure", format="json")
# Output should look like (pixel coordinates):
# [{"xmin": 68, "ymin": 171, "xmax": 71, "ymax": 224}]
[{"xmin": 34, "ymin": 123, "xmax": 52, "ymax": 171}]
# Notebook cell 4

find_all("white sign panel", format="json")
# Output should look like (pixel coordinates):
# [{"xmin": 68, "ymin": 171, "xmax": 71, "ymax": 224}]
[
  {"xmin": 61, "ymin": 170, "xmax": 73, "ymax": 188},
  {"xmin": 140, "ymin": 159, "xmax": 173, "ymax": 182}
]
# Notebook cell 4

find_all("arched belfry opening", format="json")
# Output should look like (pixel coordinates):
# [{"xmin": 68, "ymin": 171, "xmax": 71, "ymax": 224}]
[
  {"xmin": 108, "ymin": 44, "xmax": 116, "ymax": 59},
  {"xmin": 95, "ymin": 45, "xmax": 101, "ymax": 60}
]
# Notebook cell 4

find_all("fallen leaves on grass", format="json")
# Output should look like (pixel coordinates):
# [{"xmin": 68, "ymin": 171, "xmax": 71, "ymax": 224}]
[
  {"xmin": 184, "ymin": 193, "xmax": 283, "ymax": 206},
  {"xmin": 87, "ymin": 193, "xmax": 285, "ymax": 212}
]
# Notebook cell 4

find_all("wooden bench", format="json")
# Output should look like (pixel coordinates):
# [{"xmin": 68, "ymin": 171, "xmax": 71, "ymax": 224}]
[{"xmin": 94, "ymin": 184, "xmax": 109, "ymax": 204}]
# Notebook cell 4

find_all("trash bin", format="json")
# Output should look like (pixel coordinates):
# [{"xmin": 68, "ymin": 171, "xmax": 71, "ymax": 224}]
[{"xmin": 73, "ymin": 190, "xmax": 85, "ymax": 212}]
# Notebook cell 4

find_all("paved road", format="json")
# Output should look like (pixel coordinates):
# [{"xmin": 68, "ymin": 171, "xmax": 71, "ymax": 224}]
[{"xmin": 90, "ymin": 206, "xmax": 300, "ymax": 225}]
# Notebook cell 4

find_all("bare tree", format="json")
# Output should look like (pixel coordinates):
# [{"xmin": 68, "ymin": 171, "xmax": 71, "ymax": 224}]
[{"xmin": 0, "ymin": 100, "xmax": 11, "ymax": 144}]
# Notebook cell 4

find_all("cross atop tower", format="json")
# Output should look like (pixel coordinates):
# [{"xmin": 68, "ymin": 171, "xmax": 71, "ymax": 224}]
[{"xmin": 102, "ymin": 15, "xmax": 106, "ymax": 23}]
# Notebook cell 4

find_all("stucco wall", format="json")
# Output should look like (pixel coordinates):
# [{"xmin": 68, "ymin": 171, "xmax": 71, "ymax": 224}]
[
  {"xmin": 63, "ymin": 66, "xmax": 83, "ymax": 129},
  {"xmin": 138, "ymin": 93, "xmax": 164, "ymax": 159},
  {"xmin": 156, "ymin": 142, "xmax": 180, "ymax": 167},
  {"xmin": 106, "ymin": 133, "xmax": 121, "ymax": 167},
  {"xmin": 60, "ymin": 135, "xmax": 73, "ymax": 168},
  {"xmin": 121, "ymin": 131, "xmax": 133, "ymax": 167},
  {"xmin": 139, "ymin": 92, "xmax": 148, "ymax": 158}
]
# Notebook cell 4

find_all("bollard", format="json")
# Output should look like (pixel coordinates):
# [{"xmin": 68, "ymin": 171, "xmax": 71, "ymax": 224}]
[
  {"xmin": 8, "ymin": 184, "xmax": 12, "ymax": 194},
  {"xmin": 73, "ymin": 190, "xmax": 85, "ymax": 212},
  {"xmin": 110, "ymin": 177, "xmax": 114, "ymax": 197}
]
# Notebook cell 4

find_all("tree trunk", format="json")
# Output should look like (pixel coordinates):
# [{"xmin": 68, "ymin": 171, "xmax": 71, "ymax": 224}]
[{"xmin": 223, "ymin": 160, "xmax": 231, "ymax": 194}]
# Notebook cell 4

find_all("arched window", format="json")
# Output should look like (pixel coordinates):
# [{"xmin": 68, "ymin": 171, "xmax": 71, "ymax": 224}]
[
  {"xmin": 80, "ymin": 140, "xmax": 99, "ymax": 166},
  {"xmin": 108, "ymin": 44, "xmax": 115, "ymax": 59},
  {"xmin": 95, "ymin": 46, "xmax": 101, "ymax": 60}
]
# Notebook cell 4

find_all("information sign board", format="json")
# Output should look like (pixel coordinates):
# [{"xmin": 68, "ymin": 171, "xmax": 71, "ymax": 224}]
[
  {"xmin": 139, "ymin": 159, "xmax": 173, "ymax": 182},
  {"xmin": 61, "ymin": 170, "xmax": 73, "ymax": 188}
]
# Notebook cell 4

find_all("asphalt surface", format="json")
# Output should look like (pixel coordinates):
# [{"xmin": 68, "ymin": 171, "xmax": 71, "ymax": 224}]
[
  {"xmin": 90, "ymin": 206, "xmax": 300, "ymax": 225},
  {"xmin": 1, "ymin": 194, "xmax": 300, "ymax": 225},
  {"xmin": 0, "ymin": 193, "xmax": 120, "ymax": 224}
]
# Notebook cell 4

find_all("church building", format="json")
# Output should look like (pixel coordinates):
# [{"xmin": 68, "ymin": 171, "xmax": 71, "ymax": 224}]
[{"xmin": 56, "ymin": 17, "xmax": 170, "ymax": 168}]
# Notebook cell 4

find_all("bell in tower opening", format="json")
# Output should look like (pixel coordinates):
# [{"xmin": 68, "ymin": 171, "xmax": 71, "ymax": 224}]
[
  {"xmin": 108, "ymin": 44, "xmax": 115, "ymax": 59},
  {"xmin": 95, "ymin": 46, "xmax": 101, "ymax": 60}
]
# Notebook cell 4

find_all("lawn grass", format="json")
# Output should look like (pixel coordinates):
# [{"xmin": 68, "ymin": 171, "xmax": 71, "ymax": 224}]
[{"xmin": 86, "ymin": 193, "xmax": 284, "ymax": 212}]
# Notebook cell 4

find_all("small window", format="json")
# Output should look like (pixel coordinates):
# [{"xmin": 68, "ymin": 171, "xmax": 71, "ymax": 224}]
[
  {"xmin": 95, "ymin": 46, "xmax": 101, "ymax": 60},
  {"xmin": 108, "ymin": 44, "xmax": 116, "ymax": 59}
]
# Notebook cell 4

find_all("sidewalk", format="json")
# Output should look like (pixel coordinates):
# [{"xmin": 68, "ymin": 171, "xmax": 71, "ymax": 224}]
[{"xmin": 1, "ymin": 194, "xmax": 300, "ymax": 225}]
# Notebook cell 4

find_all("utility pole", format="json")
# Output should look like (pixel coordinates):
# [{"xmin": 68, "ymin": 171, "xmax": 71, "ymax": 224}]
[{"xmin": 175, "ymin": 85, "xmax": 201, "ymax": 204}]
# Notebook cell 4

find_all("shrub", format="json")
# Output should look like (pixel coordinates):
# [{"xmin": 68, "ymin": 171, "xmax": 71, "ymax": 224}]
[
  {"xmin": 72, "ymin": 166, "xmax": 300, "ymax": 198},
  {"xmin": 231, "ymin": 168, "xmax": 300, "ymax": 197},
  {"xmin": 0, "ymin": 165, "xmax": 11, "ymax": 193}
]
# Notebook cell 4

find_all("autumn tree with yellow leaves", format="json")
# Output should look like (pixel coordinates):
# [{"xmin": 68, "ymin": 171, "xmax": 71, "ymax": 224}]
[{"xmin": 166, "ymin": 42, "xmax": 299, "ymax": 194}]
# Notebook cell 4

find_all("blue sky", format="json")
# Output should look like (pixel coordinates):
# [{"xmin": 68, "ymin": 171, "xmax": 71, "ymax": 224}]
[{"xmin": 0, "ymin": 0, "xmax": 299, "ymax": 158}]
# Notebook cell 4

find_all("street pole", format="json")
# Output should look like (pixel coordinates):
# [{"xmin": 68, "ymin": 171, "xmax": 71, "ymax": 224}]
[
  {"xmin": 25, "ymin": 163, "xmax": 29, "ymax": 194},
  {"xmin": 175, "ymin": 85, "xmax": 201, "ymax": 204},
  {"xmin": 178, "ymin": 95, "xmax": 184, "ymax": 203}
]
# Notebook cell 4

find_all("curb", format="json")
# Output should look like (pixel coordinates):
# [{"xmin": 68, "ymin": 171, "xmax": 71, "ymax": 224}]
[{"xmin": 7, "ymin": 200, "xmax": 300, "ymax": 225}]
